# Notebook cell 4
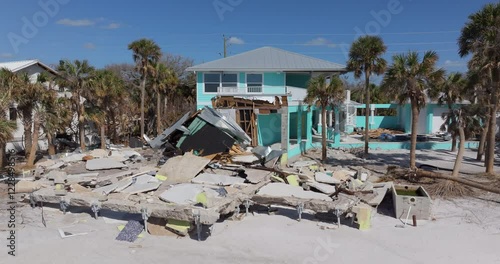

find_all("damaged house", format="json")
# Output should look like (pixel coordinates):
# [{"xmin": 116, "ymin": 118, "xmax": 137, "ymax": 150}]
[{"xmin": 186, "ymin": 47, "xmax": 346, "ymax": 159}]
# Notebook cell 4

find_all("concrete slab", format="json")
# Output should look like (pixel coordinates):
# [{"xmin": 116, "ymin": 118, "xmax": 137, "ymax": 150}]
[
  {"xmin": 121, "ymin": 182, "xmax": 161, "ymax": 195},
  {"xmin": 46, "ymin": 162, "xmax": 65, "ymax": 171},
  {"xmin": 89, "ymin": 149, "xmax": 109, "ymax": 158},
  {"xmin": 192, "ymin": 173, "xmax": 246, "ymax": 186},
  {"xmin": 93, "ymin": 178, "xmax": 134, "ymax": 195},
  {"xmin": 61, "ymin": 154, "xmax": 86, "ymax": 163},
  {"xmin": 134, "ymin": 175, "xmax": 160, "ymax": 185},
  {"xmin": 257, "ymin": 183, "xmax": 332, "ymax": 201},
  {"xmin": 244, "ymin": 169, "xmax": 272, "ymax": 184},
  {"xmin": 308, "ymin": 182, "xmax": 336, "ymax": 195},
  {"xmin": 86, "ymin": 159, "xmax": 127, "ymax": 171},
  {"xmin": 332, "ymin": 170, "xmax": 352, "ymax": 182},
  {"xmin": 46, "ymin": 170, "xmax": 67, "ymax": 180},
  {"xmin": 158, "ymin": 184, "xmax": 204, "ymax": 205},
  {"xmin": 231, "ymin": 155, "xmax": 260, "ymax": 164},
  {"xmin": 36, "ymin": 159, "xmax": 56, "ymax": 168},
  {"xmin": 292, "ymin": 160, "xmax": 317, "ymax": 168},
  {"xmin": 155, "ymin": 152, "xmax": 211, "ymax": 191},
  {"xmin": 315, "ymin": 172, "xmax": 340, "ymax": 185}
]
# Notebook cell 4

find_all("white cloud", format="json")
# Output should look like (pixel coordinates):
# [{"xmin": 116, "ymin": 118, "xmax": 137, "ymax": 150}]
[
  {"xmin": 0, "ymin": 53, "xmax": 13, "ymax": 58},
  {"xmin": 444, "ymin": 60, "xmax": 466, "ymax": 67},
  {"xmin": 305, "ymin": 37, "xmax": 336, "ymax": 48},
  {"xmin": 57, "ymin": 18, "xmax": 96, "ymax": 27},
  {"xmin": 103, "ymin": 23, "xmax": 121, "ymax": 29},
  {"xmin": 84, "ymin": 42, "xmax": 96, "ymax": 50},
  {"xmin": 228, "ymin": 37, "xmax": 245, "ymax": 45}
]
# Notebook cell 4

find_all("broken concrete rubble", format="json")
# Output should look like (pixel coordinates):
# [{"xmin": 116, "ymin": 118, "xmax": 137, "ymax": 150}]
[
  {"xmin": 86, "ymin": 159, "xmax": 128, "ymax": 171},
  {"xmin": 191, "ymin": 173, "xmax": 246, "ymax": 186}
]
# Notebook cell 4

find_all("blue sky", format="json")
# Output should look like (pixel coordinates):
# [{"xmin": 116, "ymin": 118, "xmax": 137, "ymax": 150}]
[{"xmin": 0, "ymin": 0, "xmax": 494, "ymax": 73}]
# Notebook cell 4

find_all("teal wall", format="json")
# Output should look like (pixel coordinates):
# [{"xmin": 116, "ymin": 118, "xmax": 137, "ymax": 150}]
[
  {"xmin": 196, "ymin": 72, "xmax": 212, "ymax": 109},
  {"xmin": 238, "ymin": 72, "xmax": 245, "ymax": 88},
  {"xmin": 356, "ymin": 116, "xmax": 401, "ymax": 130},
  {"xmin": 257, "ymin": 113, "xmax": 282, "ymax": 146},
  {"xmin": 286, "ymin": 73, "xmax": 311, "ymax": 88},
  {"xmin": 263, "ymin": 72, "xmax": 286, "ymax": 94},
  {"xmin": 289, "ymin": 112, "xmax": 307, "ymax": 139}
]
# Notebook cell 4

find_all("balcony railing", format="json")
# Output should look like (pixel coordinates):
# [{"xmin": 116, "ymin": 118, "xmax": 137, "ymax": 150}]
[{"xmin": 217, "ymin": 86, "xmax": 263, "ymax": 95}]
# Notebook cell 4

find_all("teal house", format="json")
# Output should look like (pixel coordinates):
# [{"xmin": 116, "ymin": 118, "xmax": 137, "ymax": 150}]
[{"xmin": 187, "ymin": 47, "xmax": 346, "ymax": 159}]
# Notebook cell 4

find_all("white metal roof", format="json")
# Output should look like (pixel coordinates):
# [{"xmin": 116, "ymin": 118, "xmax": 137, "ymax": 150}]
[
  {"xmin": 0, "ymin": 59, "xmax": 57, "ymax": 75},
  {"xmin": 187, "ymin": 47, "xmax": 346, "ymax": 72}
]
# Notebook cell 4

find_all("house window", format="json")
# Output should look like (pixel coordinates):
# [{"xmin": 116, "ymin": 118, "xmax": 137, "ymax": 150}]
[
  {"xmin": 221, "ymin": 73, "xmax": 238, "ymax": 88},
  {"xmin": 247, "ymin": 74, "xmax": 263, "ymax": 93},
  {"xmin": 9, "ymin": 107, "xmax": 17, "ymax": 121},
  {"xmin": 204, "ymin": 73, "xmax": 220, "ymax": 93}
]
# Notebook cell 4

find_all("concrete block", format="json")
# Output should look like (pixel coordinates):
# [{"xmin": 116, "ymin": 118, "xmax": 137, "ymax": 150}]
[{"xmin": 392, "ymin": 185, "xmax": 432, "ymax": 220}]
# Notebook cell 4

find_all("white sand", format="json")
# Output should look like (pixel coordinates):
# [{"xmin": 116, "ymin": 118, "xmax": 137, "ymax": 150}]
[{"xmin": 1, "ymin": 193, "xmax": 500, "ymax": 264}]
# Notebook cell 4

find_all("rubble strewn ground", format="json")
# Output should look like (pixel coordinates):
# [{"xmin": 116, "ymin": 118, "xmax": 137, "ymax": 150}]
[{"xmin": 1, "ymin": 109, "xmax": 499, "ymax": 263}]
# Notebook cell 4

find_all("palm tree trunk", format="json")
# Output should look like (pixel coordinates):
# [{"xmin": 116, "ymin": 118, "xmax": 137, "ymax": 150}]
[
  {"xmin": 364, "ymin": 72, "xmax": 371, "ymax": 155},
  {"xmin": 47, "ymin": 132, "xmax": 56, "ymax": 156},
  {"xmin": 451, "ymin": 132, "xmax": 457, "ymax": 152},
  {"xmin": 485, "ymin": 102, "xmax": 497, "ymax": 173},
  {"xmin": 22, "ymin": 108, "xmax": 32, "ymax": 158},
  {"xmin": 100, "ymin": 124, "xmax": 106, "ymax": 150},
  {"xmin": 321, "ymin": 107, "xmax": 327, "ymax": 162},
  {"xmin": 26, "ymin": 115, "xmax": 40, "ymax": 166},
  {"xmin": 110, "ymin": 109, "xmax": 117, "ymax": 143},
  {"xmin": 156, "ymin": 90, "xmax": 162, "ymax": 136},
  {"xmin": 140, "ymin": 76, "xmax": 146, "ymax": 138},
  {"xmin": 0, "ymin": 142, "xmax": 7, "ymax": 168},
  {"xmin": 410, "ymin": 101, "xmax": 419, "ymax": 169},
  {"xmin": 452, "ymin": 126, "xmax": 466, "ymax": 177},
  {"xmin": 477, "ymin": 115, "xmax": 489, "ymax": 161},
  {"xmin": 78, "ymin": 104, "xmax": 85, "ymax": 150}
]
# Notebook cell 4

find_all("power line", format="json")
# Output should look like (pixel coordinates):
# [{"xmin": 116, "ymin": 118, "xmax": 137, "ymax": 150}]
[{"xmin": 228, "ymin": 31, "xmax": 461, "ymax": 36}]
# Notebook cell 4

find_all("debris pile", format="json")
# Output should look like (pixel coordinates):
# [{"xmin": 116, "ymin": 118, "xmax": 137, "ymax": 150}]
[{"xmin": 13, "ymin": 107, "xmax": 408, "ymax": 241}]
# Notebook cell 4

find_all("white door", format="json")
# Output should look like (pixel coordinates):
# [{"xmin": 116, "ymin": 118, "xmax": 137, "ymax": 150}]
[{"xmin": 432, "ymin": 107, "xmax": 448, "ymax": 134}]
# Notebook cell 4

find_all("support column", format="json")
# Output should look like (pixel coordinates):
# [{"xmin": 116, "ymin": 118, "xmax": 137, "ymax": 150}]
[
  {"xmin": 328, "ymin": 110, "xmax": 333, "ymax": 128},
  {"xmin": 370, "ymin": 104, "xmax": 375, "ymax": 130},
  {"xmin": 280, "ymin": 106, "xmax": 289, "ymax": 166},
  {"xmin": 317, "ymin": 111, "xmax": 322, "ymax": 135},
  {"xmin": 334, "ymin": 108, "xmax": 340, "ymax": 147}
]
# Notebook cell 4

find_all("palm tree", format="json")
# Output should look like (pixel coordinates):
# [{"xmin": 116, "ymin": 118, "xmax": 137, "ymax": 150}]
[
  {"xmin": 90, "ymin": 69, "xmax": 125, "ymax": 149},
  {"xmin": 458, "ymin": 2, "xmax": 500, "ymax": 173},
  {"xmin": 442, "ymin": 106, "xmax": 483, "ymax": 176},
  {"xmin": 0, "ymin": 69, "xmax": 18, "ymax": 167},
  {"xmin": 466, "ymin": 66, "xmax": 491, "ymax": 161},
  {"xmin": 304, "ymin": 75, "xmax": 345, "ymax": 162},
  {"xmin": 128, "ymin": 39, "xmax": 162, "ymax": 138},
  {"xmin": 26, "ymin": 74, "xmax": 56, "ymax": 166},
  {"xmin": 11, "ymin": 73, "xmax": 38, "ymax": 158},
  {"xmin": 36, "ymin": 72, "xmax": 73, "ymax": 156},
  {"xmin": 151, "ymin": 63, "xmax": 178, "ymax": 135},
  {"xmin": 381, "ymin": 51, "xmax": 445, "ymax": 169},
  {"xmin": 436, "ymin": 72, "xmax": 467, "ymax": 152},
  {"xmin": 56, "ymin": 60, "xmax": 95, "ymax": 150},
  {"xmin": 347, "ymin": 36, "xmax": 387, "ymax": 155}
]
